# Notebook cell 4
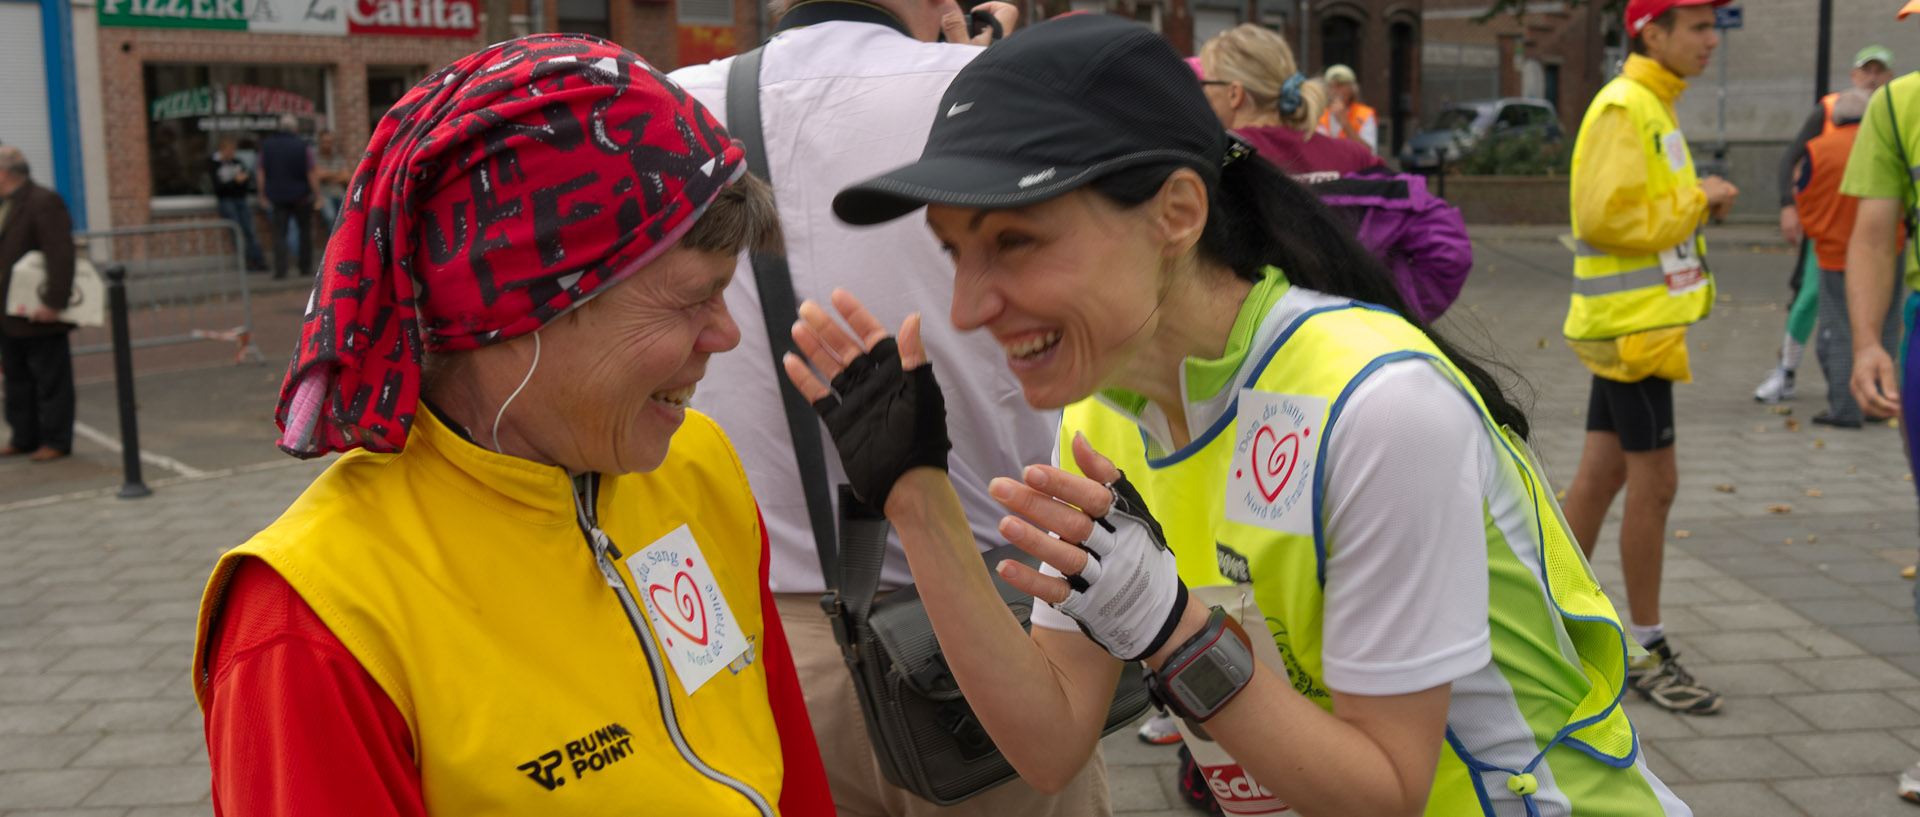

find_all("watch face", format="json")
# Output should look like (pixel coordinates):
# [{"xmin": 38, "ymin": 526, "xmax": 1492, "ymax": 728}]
[{"xmin": 1179, "ymin": 653, "xmax": 1239, "ymax": 706}]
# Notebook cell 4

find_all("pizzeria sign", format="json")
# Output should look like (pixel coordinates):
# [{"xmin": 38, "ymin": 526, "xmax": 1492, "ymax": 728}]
[{"xmin": 100, "ymin": 0, "xmax": 478, "ymax": 36}]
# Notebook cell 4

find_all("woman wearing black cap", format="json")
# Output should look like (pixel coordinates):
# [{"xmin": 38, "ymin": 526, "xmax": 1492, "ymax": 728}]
[{"xmin": 782, "ymin": 13, "xmax": 1690, "ymax": 817}]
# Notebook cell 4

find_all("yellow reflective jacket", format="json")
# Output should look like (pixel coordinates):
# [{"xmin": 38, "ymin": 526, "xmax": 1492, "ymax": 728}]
[
  {"xmin": 1565, "ymin": 55, "xmax": 1713, "ymax": 383},
  {"xmin": 193, "ymin": 408, "xmax": 796, "ymax": 816}
]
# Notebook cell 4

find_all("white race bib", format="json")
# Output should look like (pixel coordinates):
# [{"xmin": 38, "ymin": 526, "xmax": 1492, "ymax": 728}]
[
  {"xmin": 1175, "ymin": 585, "xmax": 1295, "ymax": 814},
  {"xmin": 625, "ymin": 526, "xmax": 751, "ymax": 696},
  {"xmin": 1224, "ymin": 391, "xmax": 1326, "ymax": 535},
  {"xmin": 1661, "ymin": 128, "xmax": 1689, "ymax": 174},
  {"xmin": 1659, "ymin": 234, "xmax": 1706, "ymax": 296}
]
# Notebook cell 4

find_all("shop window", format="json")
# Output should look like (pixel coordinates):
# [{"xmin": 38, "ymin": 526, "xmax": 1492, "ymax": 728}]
[
  {"xmin": 677, "ymin": 0, "xmax": 735, "ymax": 66},
  {"xmin": 558, "ymin": 0, "xmax": 611, "ymax": 38},
  {"xmin": 144, "ymin": 63, "xmax": 330, "ymax": 199}
]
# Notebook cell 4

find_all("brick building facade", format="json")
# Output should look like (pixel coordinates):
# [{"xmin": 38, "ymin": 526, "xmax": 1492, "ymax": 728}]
[
  {"xmin": 93, "ymin": 0, "xmax": 1433, "ymax": 229},
  {"xmin": 98, "ymin": 27, "xmax": 482, "ymax": 228},
  {"xmin": 1293, "ymin": 0, "xmax": 1424, "ymax": 155},
  {"xmin": 1421, "ymin": 0, "xmax": 1613, "ymax": 137},
  {"xmin": 91, "ymin": 0, "xmax": 770, "ymax": 229}
]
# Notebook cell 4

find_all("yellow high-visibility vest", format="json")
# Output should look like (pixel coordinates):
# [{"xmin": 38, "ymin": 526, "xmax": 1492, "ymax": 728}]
[
  {"xmin": 194, "ymin": 409, "xmax": 789, "ymax": 816},
  {"xmin": 1565, "ymin": 74, "xmax": 1714, "ymax": 350}
]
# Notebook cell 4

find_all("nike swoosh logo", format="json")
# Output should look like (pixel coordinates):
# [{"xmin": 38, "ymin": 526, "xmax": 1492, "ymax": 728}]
[{"xmin": 947, "ymin": 102, "xmax": 974, "ymax": 118}]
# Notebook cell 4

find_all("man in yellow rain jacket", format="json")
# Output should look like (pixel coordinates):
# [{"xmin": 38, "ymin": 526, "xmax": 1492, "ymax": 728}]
[{"xmin": 1559, "ymin": 0, "xmax": 1739, "ymax": 717}]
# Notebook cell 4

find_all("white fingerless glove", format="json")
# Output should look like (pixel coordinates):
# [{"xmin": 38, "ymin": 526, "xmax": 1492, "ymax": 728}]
[{"xmin": 1043, "ymin": 472, "xmax": 1188, "ymax": 662}]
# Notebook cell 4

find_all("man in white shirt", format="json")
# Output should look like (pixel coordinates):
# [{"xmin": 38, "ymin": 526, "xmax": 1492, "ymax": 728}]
[{"xmin": 671, "ymin": 4, "xmax": 1109, "ymax": 815}]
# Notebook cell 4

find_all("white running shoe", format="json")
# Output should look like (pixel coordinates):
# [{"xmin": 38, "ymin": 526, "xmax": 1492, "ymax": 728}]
[
  {"xmin": 1898, "ymin": 760, "xmax": 1920, "ymax": 804},
  {"xmin": 1136, "ymin": 714, "xmax": 1181, "ymax": 745},
  {"xmin": 1754, "ymin": 367, "xmax": 1795, "ymax": 404}
]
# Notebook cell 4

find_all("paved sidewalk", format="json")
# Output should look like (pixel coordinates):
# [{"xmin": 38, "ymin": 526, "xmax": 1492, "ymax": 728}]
[{"xmin": 4, "ymin": 230, "xmax": 1920, "ymax": 816}]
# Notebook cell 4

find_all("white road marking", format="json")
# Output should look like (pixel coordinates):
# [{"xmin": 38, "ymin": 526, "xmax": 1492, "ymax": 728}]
[{"xmin": 72, "ymin": 421, "xmax": 209, "ymax": 479}]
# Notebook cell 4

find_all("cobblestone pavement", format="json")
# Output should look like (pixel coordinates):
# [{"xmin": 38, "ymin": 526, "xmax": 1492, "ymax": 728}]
[{"xmin": 6, "ymin": 227, "xmax": 1920, "ymax": 816}]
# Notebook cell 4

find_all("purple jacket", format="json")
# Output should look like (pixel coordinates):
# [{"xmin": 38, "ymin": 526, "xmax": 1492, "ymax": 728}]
[{"xmin": 1310, "ymin": 170, "xmax": 1472, "ymax": 323}]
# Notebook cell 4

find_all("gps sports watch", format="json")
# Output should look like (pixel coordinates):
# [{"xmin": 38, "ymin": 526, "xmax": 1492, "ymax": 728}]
[{"xmin": 1145, "ymin": 607, "xmax": 1256, "ymax": 722}]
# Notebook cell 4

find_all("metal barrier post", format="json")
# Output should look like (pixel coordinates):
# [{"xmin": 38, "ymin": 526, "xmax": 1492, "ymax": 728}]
[{"xmin": 106, "ymin": 264, "xmax": 149, "ymax": 499}]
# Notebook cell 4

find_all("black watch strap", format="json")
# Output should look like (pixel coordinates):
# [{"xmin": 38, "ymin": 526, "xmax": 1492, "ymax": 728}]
[{"xmin": 1147, "ymin": 607, "xmax": 1256, "ymax": 723}]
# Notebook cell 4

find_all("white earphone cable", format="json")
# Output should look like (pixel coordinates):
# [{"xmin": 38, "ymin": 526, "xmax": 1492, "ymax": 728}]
[{"xmin": 492, "ymin": 331, "xmax": 541, "ymax": 455}]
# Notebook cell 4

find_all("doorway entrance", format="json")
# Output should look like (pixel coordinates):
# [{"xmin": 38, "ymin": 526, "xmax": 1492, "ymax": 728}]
[{"xmin": 1389, "ymin": 20, "xmax": 1415, "ymax": 155}]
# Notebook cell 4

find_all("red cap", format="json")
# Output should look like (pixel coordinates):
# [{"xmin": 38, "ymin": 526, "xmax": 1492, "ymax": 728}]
[{"xmin": 1625, "ymin": 0, "xmax": 1732, "ymax": 37}]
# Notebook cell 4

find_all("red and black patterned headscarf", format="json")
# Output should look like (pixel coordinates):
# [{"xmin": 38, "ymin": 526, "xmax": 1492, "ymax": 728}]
[{"xmin": 276, "ymin": 33, "xmax": 747, "ymax": 458}]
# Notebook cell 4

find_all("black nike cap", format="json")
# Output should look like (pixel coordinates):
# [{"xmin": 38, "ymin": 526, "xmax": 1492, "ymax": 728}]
[{"xmin": 832, "ymin": 13, "xmax": 1228, "ymax": 226}]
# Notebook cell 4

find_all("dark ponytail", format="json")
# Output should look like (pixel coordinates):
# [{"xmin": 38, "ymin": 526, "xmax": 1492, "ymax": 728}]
[{"xmin": 1088, "ymin": 157, "xmax": 1532, "ymax": 439}]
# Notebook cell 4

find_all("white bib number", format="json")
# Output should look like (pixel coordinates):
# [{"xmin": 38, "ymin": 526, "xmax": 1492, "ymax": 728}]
[
  {"xmin": 1175, "ymin": 586, "xmax": 1294, "ymax": 814},
  {"xmin": 1659, "ymin": 234, "xmax": 1706, "ymax": 296}
]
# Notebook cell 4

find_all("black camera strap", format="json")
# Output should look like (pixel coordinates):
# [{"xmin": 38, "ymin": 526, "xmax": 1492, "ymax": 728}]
[{"xmin": 726, "ymin": 48, "xmax": 843, "ymax": 594}]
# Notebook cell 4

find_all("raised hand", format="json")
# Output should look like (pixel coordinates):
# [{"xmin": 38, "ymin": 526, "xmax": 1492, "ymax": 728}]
[
  {"xmin": 782, "ymin": 288, "xmax": 950, "ymax": 510},
  {"xmin": 988, "ymin": 432, "xmax": 1187, "ymax": 662},
  {"xmin": 938, "ymin": 0, "xmax": 1019, "ymax": 46}
]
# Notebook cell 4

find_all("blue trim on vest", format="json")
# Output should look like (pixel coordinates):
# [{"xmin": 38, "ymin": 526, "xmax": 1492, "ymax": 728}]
[
  {"xmin": 1115, "ymin": 298, "xmax": 1641, "ymax": 801},
  {"xmin": 1322, "ymin": 346, "xmax": 1640, "ymax": 805},
  {"xmin": 38, "ymin": 0, "xmax": 83, "ymax": 230},
  {"xmin": 1445, "ymin": 727, "xmax": 1500, "ymax": 817},
  {"xmin": 1484, "ymin": 409, "xmax": 1637, "ymax": 770},
  {"xmin": 1144, "ymin": 302, "xmax": 1376, "ymax": 469},
  {"xmin": 1308, "ymin": 348, "xmax": 1428, "ymax": 587},
  {"xmin": 1420, "ymin": 350, "xmax": 1639, "ymax": 770}
]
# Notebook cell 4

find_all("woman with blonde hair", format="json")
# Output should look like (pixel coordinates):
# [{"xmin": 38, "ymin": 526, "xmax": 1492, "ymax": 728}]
[{"xmin": 1193, "ymin": 24, "xmax": 1379, "ymax": 177}]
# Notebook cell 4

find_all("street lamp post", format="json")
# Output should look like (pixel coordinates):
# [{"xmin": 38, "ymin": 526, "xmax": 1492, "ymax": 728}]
[{"xmin": 1815, "ymin": 0, "xmax": 1832, "ymax": 101}]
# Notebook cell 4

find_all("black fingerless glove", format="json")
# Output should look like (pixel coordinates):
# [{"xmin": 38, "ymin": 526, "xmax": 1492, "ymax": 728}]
[{"xmin": 812, "ymin": 338, "xmax": 952, "ymax": 509}]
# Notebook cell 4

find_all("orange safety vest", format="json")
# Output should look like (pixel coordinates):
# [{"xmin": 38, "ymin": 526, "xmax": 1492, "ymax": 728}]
[
  {"xmin": 1317, "ymin": 102, "xmax": 1377, "ymax": 144},
  {"xmin": 1796, "ymin": 105, "xmax": 1907, "ymax": 270}
]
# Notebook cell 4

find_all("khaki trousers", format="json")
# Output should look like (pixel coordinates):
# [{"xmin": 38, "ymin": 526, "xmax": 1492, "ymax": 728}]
[{"xmin": 774, "ymin": 594, "xmax": 1110, "ymax": 817}]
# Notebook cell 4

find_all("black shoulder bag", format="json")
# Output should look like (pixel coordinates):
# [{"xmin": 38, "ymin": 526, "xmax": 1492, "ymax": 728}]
[{"xmin": 724, "ymin": 46, "xmax": 1149, "ymax": 806}]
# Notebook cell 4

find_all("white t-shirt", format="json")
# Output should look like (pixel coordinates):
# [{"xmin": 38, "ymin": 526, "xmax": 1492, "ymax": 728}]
[
  {"xmin": 1031, "ymin": 291, "xmax": 1494, "ymax": 697},
  {"xmin": 672, "ymin": 22, "xmax": 1060, "ymax": 595}
]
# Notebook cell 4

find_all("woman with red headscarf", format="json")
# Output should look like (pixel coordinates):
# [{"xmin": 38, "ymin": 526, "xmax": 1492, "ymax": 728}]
[{"xmin": 190, "ymin": 34, "xmax": 830, "ymax": 816}]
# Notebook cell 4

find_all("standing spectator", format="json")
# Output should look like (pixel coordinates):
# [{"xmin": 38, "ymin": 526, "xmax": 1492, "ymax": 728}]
[
  {"xmin": 1757, "ymin": 45, "xmax": 1897, "ymax": 406},
  {"xmin": 1316, "ymin": 64, "xmax": 1378, "ymax": 154},
  {"xmin": 314, "ymin": 131, "xmax": 352, "ymax": 240},
  {"xmin": 0, "ymin": 145, "xmax": 76, "ymax": 462},
  {"xmin": 258, "ymin": 115, "xmax": 317, "ymax": 280},
  {"xmin": 1841, "ymin": 4, "xmax": 1920, "ymax": 799},
  {"xmin": 1190, "ymin": 29, "xmax": 1377, "ymax": 178},
  {"xmin": 1559, "ymin": 0, "xmax": 1736, "ymax": 716},
  {"xmin": 1190, "ymin": 28, "xmax": 1469, "ymax": 324},
  {"xmin": 670, "ymin": 1, "xmax": 1111, "ymax": 815},
  {"xmin": 200, "ymin": 35, "xmax": 832, "ymax": 816},
  {"xmin": 1798, "ymin": 88, "xmax": 1903, "ymax": 428},
  {"xmin": 801, "ymin": 15, "xmax": 1689, "ymax": 816},
  {"xmin": 209, "ymin": 139, "xmax": 268, "ymax": 272}
]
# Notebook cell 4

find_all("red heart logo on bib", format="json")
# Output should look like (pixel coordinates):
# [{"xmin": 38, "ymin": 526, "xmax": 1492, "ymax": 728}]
[
  {"xmin": 648, "ymin": 571, "xmax": 709, "ymax": 646},
  {"xmin": 1250, "ymin": 426, "xmax": 1300, "ymax": 503}
]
